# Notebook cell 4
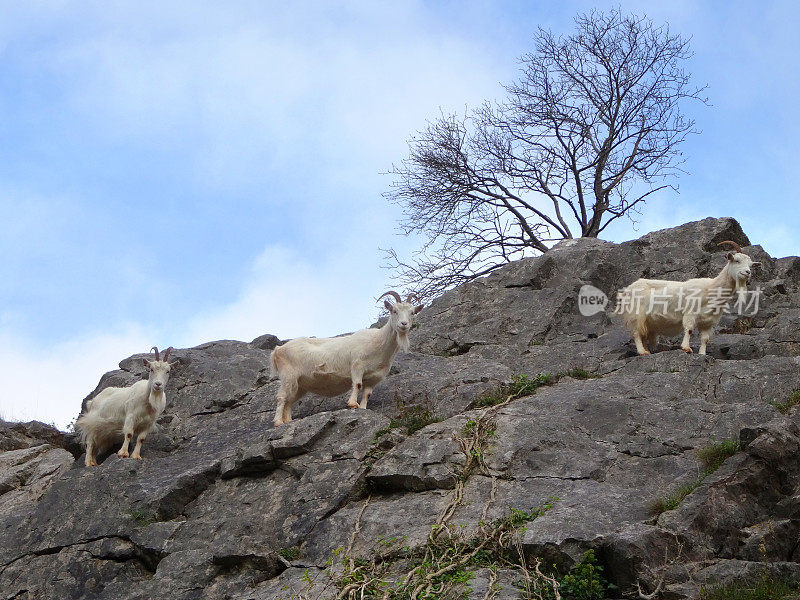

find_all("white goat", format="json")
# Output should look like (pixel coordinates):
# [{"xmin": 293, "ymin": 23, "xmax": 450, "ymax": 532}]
[
  {"xmin": 619, "ymin": 241, "xmax": 760, "ymax": 356},
  {"xmin": 76, "ymin": 346, "xmax": 175, "ymax": 466},
  {"xmin": 270, "ymin": 291, "xmax": 423, "ymax": 426}
]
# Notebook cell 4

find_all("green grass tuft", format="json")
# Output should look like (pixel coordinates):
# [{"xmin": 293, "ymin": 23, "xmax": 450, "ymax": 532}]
[
  {"xmin": 278, "ymin": 546, "xmax": 302, "ymax": 561},
  {"xmin": 389, "ymin": 401, "xmax": 443, "ymax": 435},
  {"xmin": 472, "ymin": 373, "xmax": 565, "ymax": 408},
  {"xmin": 560, "ymin": 368, "xmax": 602, "ymax": 380},
  {"xmin": 127, "ymin": 507, "xmax": 159, "ymax": 527},
  {"xmin": 373, "ymin": 427, "xmax": 393, "ymax": 441},
  {"xmin": 770, "ymin": 391, "xmax": 800, "ymax": 414},
  {"xmin": 648, "ymin": 476, "xmax": 704, "ymax": 515},
  {"xmin": 471, "ymin": 389, "xmax": 508, "ymax": 408},
  {"xmin": 650, "ymin": 439, "xmax": 742, "ymax": 515},
  {"xmin": 698, "ymin": 439, "xmax": 740, "ymax": 472},
  {"xmin": 472, "ymin": 370, "xmax": 601, "ymax": 409}
]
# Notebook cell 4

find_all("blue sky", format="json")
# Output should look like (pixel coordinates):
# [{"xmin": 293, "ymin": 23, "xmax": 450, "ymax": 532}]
[{"xmin": 1, "ymin": 1, "xmax": 798, "ymax": 427}]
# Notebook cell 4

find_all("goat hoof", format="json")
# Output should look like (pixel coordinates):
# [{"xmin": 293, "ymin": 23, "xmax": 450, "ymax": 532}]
[
  {"xmin": 347, "ymin": 402, "xmax": 359, "ymax": 409},
  {"xmin": 682, "ymin": 348, "xmax": 693, "ymax": 354},
  {"xmin": 639, "ymin": 350, "xmax": 651, "ymax": 356},
  {"xmin": 273, "ymin": 420, "xmax": 284, "ymax": 427},
  {"xmin": 132, "ymin": 455, "xmax": 143, "ymax": 460},
  {"xmin": 86, "ymin": 460, "xmax": 98, "ymax": 467},
  {"xmin": 117, "ymin": 450, "xmax": 129, "ymax": 458}
]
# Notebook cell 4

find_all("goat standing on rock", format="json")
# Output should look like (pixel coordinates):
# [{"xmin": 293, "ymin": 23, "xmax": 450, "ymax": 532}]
[
  {"xmin": 270, "ymin": 291, "xmax": 423, "ymax": 426},
  {"xmin": 618, "ymin": 241, "xmax": 760, "ymax": 356},
  {"xmin": 76, "ymin": 346, "xmax": 175, "ymax": 466}
]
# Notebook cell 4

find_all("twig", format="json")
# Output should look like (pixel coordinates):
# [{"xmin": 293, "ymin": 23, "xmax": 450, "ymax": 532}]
[{"xmin": 346, "ymin": 495, "xmax": 371, "ymax": 556}]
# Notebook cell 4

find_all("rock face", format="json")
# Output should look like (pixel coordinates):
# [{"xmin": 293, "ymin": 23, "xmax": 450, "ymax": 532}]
[{"xmin": 1, "ymin": 217, "xmax": 799, "ymax": 599}]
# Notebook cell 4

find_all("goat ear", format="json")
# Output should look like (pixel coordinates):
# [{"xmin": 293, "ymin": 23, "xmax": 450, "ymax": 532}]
[
  {"xmin": 384, "ymin": 300, "xmax": 393, "ymax": 311},
  {"xmin": 727, "ymin": 252, "xmax": 735, "ymax": 261},
  {"xmin": 142, "ymin": 358, "xmax": 151, "ymax": 369},
  {"xmin": 751, "ymin": 262, "xmax": 762, "ymax": 268},
  {"xmin": 414, "ymin": 304, "xmax": 424, "ymax": 314},
  {"xmin": 168, "ymin": 360, "xmax": 178, "ymax": 368}
]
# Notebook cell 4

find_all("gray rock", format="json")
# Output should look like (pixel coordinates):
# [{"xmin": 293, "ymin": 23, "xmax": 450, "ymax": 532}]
[
  {"xmin": 2, "ymin": 217, "xmax": 800, "ymax": 599},
  {"xmin": 0, "ymin": 419, "xmax": 71, "ymax": 452}
]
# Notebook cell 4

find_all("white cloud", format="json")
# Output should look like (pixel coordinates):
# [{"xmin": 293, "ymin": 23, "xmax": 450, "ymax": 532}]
[
  {"xmin": 181, "ymin": 244, "xmax": 391, "ymax": 346},
  {"xmin": 35, "ymin": 2, "xmax": 510, "ymax": 192},
  {"xmin": 0, "ymin": 325, "xmax": 153, "ymax": 429}
]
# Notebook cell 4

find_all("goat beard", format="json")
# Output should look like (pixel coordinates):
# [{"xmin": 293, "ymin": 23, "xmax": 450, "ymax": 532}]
[
  {"xmin": 733, "ymin": 278, "xmax": 749, "ymax": 306},
  {"xmin": 397, "ymin": 331, "xmax": 410, "ymax": 352}
]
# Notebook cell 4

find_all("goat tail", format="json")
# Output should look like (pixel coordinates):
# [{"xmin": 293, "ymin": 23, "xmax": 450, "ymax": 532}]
[
  {"xmin": 74, "ymin": 413, "xmax": 90, "ymax": 448},
  {"xmin": 617, "ymin": 286, "xmax": 650, "ymax": 339},
  {"xmin": 74, "ymin": 411, "xmax": 122, "ymax": 451},
  {"xmin": 619, "ymin": 306, "xmax": 649, "ymax": 337},
  {"xmin": 269, "ymin": 346, "xmax": 282, "ymax": 379}
]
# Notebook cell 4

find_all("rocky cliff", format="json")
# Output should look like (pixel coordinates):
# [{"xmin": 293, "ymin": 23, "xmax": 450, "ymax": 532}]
[{"xmin": 1, "ymin": 217, "xmax": 799, "ymax": 599}]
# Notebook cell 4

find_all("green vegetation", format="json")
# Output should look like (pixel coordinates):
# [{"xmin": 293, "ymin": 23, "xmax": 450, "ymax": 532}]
[
  {"xmin": 560, "ymin": 368, "xmax": 602, "ymax": 381},
  {"xmin": 770, "ymin": 390, "xmax": 800, "ymax": 414},
  {"xmin": 555, "ymin": 550, "xmax": 612, "ymax": 600},
  {"xmin": 472, "ymin": 374, "xmax": 553, "ymax": 408},
  {"xmin": 377, "ymin": 534, "xmax": 409, "ymax": 549},
  {"xmin": 472, "ymin": 370, "xmax": 599, "ymax": 409},
  {"xmin": 503, "ymin": 504, "xmax": 555, "ymax": 529},
  {"xmin": 332, "ymin": 372, "xmax": 611, "ymax": 600},
  {"xmin": 470, "ymin": 389, "xmax": 506, "ymax": 408},
  {"xmin": 365, "ymin": 399, "xmax": 443, "ymax": 473},
  {"xmin": 510, "ymin": 373, "xmax": 555, "ymax": 394},
  {"xmin": 389, "ymin": 401, "xmax": 443, "ymax": 435},
  {"xmin": 459, "ymin": 416, "xmax": 494, "ymax": 469},
  {"xmin": 372, "ymin": 426, "xmax": 393, "ymax": 441},
  {"xmin": 333, "ymin": 391, "xmax": 567, "ymax": 600},
  {"xmin": 698, "ymin": 439, "xmax": 740, "ymax": 472},
  {"xmin": 334, "ymin": 503, "xmax": 556, "ymax": 600},
  {"xmin": 699, "ymin": 574, "xmax": 800, "ymax": 600},
  {"xmin": 460, "ymin": 418, "xmax": 495, "ymax": 440},
  {"xmin": 127, "ymin": 507, "xmax": 159, "ymax": 527},
  {"xmin": 648, "ymin": 476, "xmax": 705, "ymax": 515},
  {"xmin": 278, "ymin": 546, "xmax": 302, "ymax": 561},
  {"xmin": 650, "ymin": 438, "xmax": 741, "ymax": 515}
]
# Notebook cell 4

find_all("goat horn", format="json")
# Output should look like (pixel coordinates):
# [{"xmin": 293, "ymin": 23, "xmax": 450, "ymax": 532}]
[
  {"xmin": 151, "ymin": 346, "xmax": 160, "ymax": 361},
  {"xmin": 406, "ymin": 293, "xmax": 420, "ymax": 304},
  {"xmin": 162, "ymin": 347, "xmax": 173, "ymax": 362},
  {"xmin": 718, "ymin": 240, "xmax": 742, "ymax": 253},
  {"xmin": 378, "ymin": 291, "xmax": 402, "ymax": 304}
]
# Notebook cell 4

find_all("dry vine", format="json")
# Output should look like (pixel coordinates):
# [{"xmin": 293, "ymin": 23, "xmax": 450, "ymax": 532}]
[{"xmin": 328, "ymin": 389, "xmax": 560, "ymax": 600}]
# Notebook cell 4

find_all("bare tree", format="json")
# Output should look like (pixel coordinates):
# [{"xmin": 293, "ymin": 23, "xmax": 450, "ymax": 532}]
[{"xmin": 385, "ymin": 8, "xmax": 706, "ymax": 300}]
